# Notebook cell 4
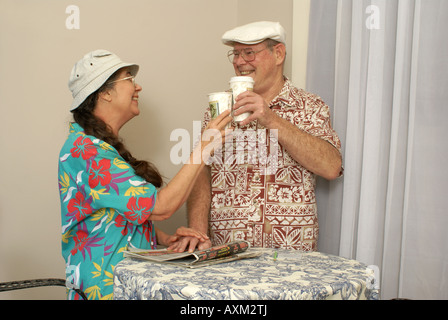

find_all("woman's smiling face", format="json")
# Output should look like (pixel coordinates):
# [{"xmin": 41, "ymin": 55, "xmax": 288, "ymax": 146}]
[{"xmin": 109, "ymin": 67, "xmax": 142, "ymax": 121}]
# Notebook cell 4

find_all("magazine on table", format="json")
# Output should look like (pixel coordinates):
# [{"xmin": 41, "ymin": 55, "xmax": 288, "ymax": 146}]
[{"xmin": 124, "ymin": 240, "xmax": 261, "ymax": 268}]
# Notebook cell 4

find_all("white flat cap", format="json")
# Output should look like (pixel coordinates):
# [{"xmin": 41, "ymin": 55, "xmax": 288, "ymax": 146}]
[{"xmin": 222, "ymin": 21, "xmax": 286, "ymax": 46}]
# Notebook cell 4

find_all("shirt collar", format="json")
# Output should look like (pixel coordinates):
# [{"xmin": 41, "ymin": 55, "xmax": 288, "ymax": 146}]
[
  {"xmin": 69, "ymin": 122, "xmax": 84, "ymax": 134},
  {"xmin": 269, "ymin": 77, "xmax": 298, "ymax": 108}
]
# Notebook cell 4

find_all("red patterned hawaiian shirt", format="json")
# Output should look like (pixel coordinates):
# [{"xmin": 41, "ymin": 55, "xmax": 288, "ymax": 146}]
[{"xmin": 202, "ymin": 79, "xmax": 342, "ymax": 251}]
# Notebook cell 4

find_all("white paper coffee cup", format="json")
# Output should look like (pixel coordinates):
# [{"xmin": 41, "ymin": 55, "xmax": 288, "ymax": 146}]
[
  {"xmin": 229, "ymin": 76, "xmax": 254, "ymax": 122},
  {"xmin": 208, "ymin": 92, "xmax": 232, "ymax": 119}
]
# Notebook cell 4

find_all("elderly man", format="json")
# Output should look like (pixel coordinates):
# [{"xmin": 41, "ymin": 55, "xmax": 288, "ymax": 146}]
[{"xmin": 173, "ymin": 21, "xmax": 342, "ymax": 253}]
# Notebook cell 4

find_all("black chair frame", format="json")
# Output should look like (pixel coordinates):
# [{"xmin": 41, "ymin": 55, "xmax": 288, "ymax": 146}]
[{"xmin": 0, "ymin": 278, "xmax": 87, "ymax": 300}]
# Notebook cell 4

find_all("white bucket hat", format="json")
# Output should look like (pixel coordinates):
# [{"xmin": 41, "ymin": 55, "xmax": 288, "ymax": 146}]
[
  {"xmin": 68, "ymin": 49, "xmax": 139, "ymax": 111},
  {"xmin": 222, "ymin": 21, "xmax": 286, "ymax": 46}
]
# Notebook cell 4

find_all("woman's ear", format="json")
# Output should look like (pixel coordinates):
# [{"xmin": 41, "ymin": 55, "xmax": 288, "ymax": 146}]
[{"xmin": 98, "ymin": 89, "xmax": 113, "ymax": 103}]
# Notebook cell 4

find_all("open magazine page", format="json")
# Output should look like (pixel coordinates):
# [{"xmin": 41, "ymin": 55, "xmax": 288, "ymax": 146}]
[{"xmin": 124, "ymin": 240, "xmax": 261, "ymax": 268}]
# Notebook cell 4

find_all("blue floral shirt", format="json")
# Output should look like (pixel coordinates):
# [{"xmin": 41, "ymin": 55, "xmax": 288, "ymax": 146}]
[{"xmin": 58, "ymin": 123, "xmax": 157, "ymax": 300}]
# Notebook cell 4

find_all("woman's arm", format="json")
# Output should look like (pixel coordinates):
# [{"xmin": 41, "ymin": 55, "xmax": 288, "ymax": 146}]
[{"xmin": 150, "ymin": 110, "xmax": 232, "ymax": 221}]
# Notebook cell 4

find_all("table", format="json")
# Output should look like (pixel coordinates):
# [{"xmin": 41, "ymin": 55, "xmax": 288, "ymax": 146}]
[{"xmin": 113, "ymin": 249, "xmax": 379, "ymax": 300}]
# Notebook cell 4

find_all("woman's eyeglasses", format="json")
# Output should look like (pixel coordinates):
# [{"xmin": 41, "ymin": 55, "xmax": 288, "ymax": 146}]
[{"xmin": 108, "ymin": 76, "xmax": 136, "ymax": 87}]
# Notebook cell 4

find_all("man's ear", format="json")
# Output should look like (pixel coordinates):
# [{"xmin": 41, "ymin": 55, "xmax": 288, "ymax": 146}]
[{"xmin": 274, "ymin": 43, "xmax": 286, "ymax": 65}]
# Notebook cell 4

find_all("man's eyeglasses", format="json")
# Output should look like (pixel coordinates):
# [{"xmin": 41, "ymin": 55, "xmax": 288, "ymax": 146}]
[
  {"xmin": 227, "ymin": 47, "xmax": 268, "ymax": 63},
  {"xmin": 108, "ymin": 76, "xmax": 136, "ymax": 87}
]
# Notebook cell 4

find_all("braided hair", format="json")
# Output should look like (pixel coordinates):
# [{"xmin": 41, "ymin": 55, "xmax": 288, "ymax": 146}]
[{"xmin": 71, "ymin": 70, "xmax": 163, "ymax": 188}]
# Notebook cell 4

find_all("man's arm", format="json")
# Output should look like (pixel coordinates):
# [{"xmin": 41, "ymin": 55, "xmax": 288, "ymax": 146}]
[
  {"xmin": 234, "ymin": 91, "xmax": 342, "ymax": 180},
  {"xmin": 266, "ymin": 115, "xmax": 342, "ymax": 180},
  {"xmin": 167, "ymin": 166, "xmax": 213, "ymax": 252},
  {"xmin": 187, "ymin": 166, "xmax": 212, "ymax": 233}
]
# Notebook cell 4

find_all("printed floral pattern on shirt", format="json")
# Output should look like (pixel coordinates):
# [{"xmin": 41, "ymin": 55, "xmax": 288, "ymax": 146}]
[
  {"xmin": 202, "ymin": 79, "xmax": 342, "ymax": 251},
  {"xmin": 58, "ymin": 123, "xmax": 157, "ymax": 300}
]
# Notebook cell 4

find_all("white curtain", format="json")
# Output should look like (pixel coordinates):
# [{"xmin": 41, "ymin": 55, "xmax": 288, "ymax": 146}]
[{"xmin": 304, "ymin": 0, "xmax": 448, "ymax": 299}]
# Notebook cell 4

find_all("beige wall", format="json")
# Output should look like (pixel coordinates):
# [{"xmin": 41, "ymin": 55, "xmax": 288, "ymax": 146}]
[{"xmin": 0, "ymin": 0, "xmax": 308, "ymax": 299}]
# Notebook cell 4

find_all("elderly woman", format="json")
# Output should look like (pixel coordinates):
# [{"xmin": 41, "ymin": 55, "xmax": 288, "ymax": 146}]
[{"xmin": 58, "ymin": 50, "xmax": 231, "ymax": 299}]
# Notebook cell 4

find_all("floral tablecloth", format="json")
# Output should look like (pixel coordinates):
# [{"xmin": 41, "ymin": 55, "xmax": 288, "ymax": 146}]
[{"xmin": 113, "ymin": 249, "xmax": 379, "ymax": 300}]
